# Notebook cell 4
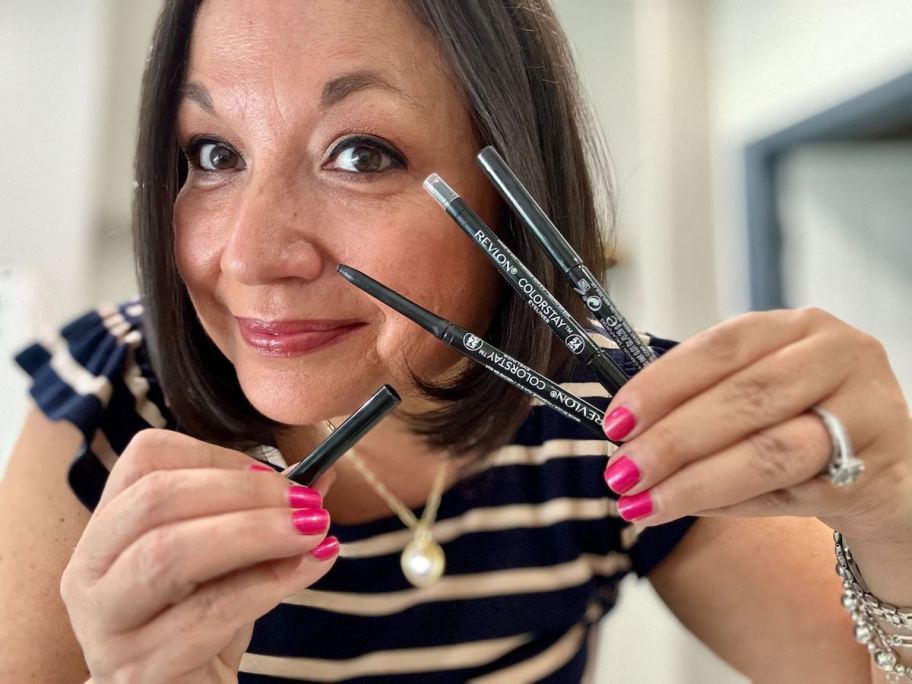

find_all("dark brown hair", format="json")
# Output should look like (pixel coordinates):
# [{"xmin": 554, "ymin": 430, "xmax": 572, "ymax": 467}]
[{"xmin": 134, "ymin": 0, "xmax": 614, "ymax": 458}]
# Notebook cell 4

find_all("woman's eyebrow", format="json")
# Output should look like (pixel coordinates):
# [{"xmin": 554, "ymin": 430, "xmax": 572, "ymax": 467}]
[
  {"xmin": 320, "ymin": 70, "xmax": 418, "ymax": 109},
  {"xmin": 181, "ymin": 82, "xmax": 215, "ymax": 114},
  {"xmin": 178, "ymin": 71, "xmax": 419, "ymax": 116}
]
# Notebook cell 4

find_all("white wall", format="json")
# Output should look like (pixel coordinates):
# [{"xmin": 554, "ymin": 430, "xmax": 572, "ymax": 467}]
[{"xmin": 0, "ymin": 0, "xmax": 108, "ymax": 473}]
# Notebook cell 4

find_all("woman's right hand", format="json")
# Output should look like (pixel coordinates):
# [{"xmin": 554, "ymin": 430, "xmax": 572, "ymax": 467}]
[{"xmin": 60, "ymin": 428, "xmax": 339, "ymax": 683}]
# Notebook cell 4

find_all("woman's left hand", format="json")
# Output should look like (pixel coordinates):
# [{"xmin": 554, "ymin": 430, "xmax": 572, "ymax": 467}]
[{"xmin": 601, "ymin": 307, "xmax": 912, "ymax": 544}]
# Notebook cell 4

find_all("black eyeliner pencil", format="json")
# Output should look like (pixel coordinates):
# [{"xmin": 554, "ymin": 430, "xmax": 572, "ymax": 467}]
[
  {"xmin": 337, "ymin": 264, "xmax": 608, "ymax": 438},
  {"xmin": 423, "ymin": 172, "xmax": 628, "ymax": 396},
  {"xmin": 285, "ymin": 385, "xmax": 400, "ymax": 486},
  {"xmin": 475, "ymin": 146, "xmax": 656, "ymax": 371}
]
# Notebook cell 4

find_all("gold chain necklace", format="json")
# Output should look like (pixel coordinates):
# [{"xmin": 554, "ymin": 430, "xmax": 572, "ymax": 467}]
[{"xmin": 322, "ymin": 420, "xmax": 448, "ymax": 588}]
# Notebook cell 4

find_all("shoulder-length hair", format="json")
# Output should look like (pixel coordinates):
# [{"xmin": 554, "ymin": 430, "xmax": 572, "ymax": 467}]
[{"xmin": 134, "ymin": 0, "xmax": 614, "ymax": 457}]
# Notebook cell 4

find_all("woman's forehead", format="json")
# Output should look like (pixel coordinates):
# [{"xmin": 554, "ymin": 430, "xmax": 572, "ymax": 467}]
[{"xmin": 187, "ymin": 0, "xmax": 441, "ymax": 101}]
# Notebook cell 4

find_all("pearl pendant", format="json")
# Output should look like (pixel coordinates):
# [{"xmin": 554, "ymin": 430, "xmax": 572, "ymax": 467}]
[{"xmin": 401, "ymin": 528, "xmax": 446, "ymax": 588}]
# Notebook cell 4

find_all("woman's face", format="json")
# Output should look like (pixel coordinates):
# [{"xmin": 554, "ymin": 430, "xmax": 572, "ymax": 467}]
[{"xmin": 174, "ymin": 0, "xmax": 502, "ymax": 425}]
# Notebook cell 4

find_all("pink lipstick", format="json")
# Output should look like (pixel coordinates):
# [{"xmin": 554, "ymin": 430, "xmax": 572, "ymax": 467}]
[{"xmin": 236, "ymin": 317, "xmax": 364, "ymax": 357}]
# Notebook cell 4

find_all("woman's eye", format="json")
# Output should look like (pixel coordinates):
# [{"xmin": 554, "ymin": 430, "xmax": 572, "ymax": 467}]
[
  {"xmin": 326, "ymin": 137, "xmax": 405, "ymax": 175},
  {"xmin": 186, "ymin": 140, "xmax": 244, "ymax": 172}
]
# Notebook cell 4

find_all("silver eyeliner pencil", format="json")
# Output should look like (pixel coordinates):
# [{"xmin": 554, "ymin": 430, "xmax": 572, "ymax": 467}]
[
  {"xmin": 475, "ymin": 146, "xmax": 656, "ymax": 371},
  {"xmin": 337, "ymin": 264, "xmax": 609, "ymax": 438},
  {"xmin": 423, "ymin": 172, "xmax": 628, "ymax": 396}
]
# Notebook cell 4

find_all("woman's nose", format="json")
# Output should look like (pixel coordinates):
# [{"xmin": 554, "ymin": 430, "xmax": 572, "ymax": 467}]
[{"xmin": 220, "ymin": 176, "xmax": 325, "ymax": 285}]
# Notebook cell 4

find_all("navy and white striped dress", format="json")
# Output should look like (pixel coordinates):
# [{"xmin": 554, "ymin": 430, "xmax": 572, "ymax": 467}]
[{"xmin": 14, "ymin": 299, "xmax": 696, "ymax": 683}]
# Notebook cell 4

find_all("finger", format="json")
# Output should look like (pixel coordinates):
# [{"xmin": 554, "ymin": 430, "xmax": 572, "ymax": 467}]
[
  {"xmin": 613, "ymin": 408, "xmax": 852, "ymax": 525},
  {"xmin": 602, "ymin": 308, "xmax": 836, "ymax": 442},
  {"xmin": 604, "ymin": 331, "xmax": 857, "ymax": 496},
  {"xmin": 694, "ymin": 391, "xmax": 902, "ymax": 524},
  {"xmin": 93, "ymin": 504, "xmax": 332, "ymax": 632},
  {"xmin": 96, "ymin": 429, "xmax": 260, "ymax": 513},
  {"xmin": 81, "ymin": 466, "xmax": 322, "ymax": 577},
  {"xmin": 691, "ymin": 476, "xmax": 857, "ymax": 520},
  {"xmin": 134, "ymin": 541, "xmax": 340, "ymax": 678}
]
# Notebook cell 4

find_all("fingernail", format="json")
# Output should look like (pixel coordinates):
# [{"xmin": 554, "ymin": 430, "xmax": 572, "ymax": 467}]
[
  {"xmin": 617, "ymin": 491, "xmax": 653, "ymax": 521},
  {"xmin": 249, "ymin": 463, "xmax": 275, "ymax": 473},
  {"xmin": 311, "ymin": 536, "xmax": 340, "ymax": 560},
  {"xmin": 604, "ymin": 456, "xmax": 640, "ymax": 494},
  {"xmin": 291, "ymin": 509, "xmax": 330, "ymax": 535},
  {"xmin": 287, "ymin": 485, "xmax": 322, "ymax": 509},
  {"xmin": 603, "ymin": 407, "xmax": 636, "ymax": 441}
]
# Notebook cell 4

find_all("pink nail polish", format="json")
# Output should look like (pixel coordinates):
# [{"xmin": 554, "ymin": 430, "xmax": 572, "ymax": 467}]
[
  {"xmin": 617, "ymin": 491, "xmax": 653, "ymax": 521},
  {"xmin": 288, "ymin": 485, "xmax": 322, "ymax": 509},
  {"xmin": 249, "ymin": 463, "xmax": 275, "ymax": 473},
  {"xmin": 604, "ymin": 456, "xmax": 640, "ymax": 494},
  {"xmin": 291, "ymin": 509, "xmax": 330, "ymax": 535},
  {"xmin": 603, "ymin": 407, "xmax": 636, "ymax": 441},
  {"xmin": 311, "ymin": 536, "xmax": 340, "ymax": 560}
]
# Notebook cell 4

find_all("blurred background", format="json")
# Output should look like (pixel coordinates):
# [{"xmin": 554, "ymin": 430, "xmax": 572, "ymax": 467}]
[{"xmin": 2, "ymin": 1, "xmax": 911, "ymax": 681}]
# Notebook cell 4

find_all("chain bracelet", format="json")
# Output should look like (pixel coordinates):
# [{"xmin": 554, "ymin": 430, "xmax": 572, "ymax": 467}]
[{"xmin": 835, "ymin": 532, "xmax": 912, "ymax": 681}]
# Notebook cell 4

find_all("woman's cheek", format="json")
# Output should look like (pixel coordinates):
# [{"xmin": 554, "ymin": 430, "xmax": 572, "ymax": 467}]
[
  {"xmin": 372, "ymin": 310, "xmax": 462, "ymax": 385},
  {"xmin": 172, "ymin": 195, "xmax": 238, "ymax": 359},
  {"xmin": 173, "ymin": 199, "xmax": 226, "ymax": 286}
]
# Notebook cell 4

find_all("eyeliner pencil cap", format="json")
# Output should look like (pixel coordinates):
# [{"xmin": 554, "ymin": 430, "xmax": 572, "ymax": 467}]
[
  {"xmin": 285, "ymin": 384, "xmax": 401, "ymax": 485},
  {"xmin": 423, "ymin": 173, "xmax": 459, "ymax": 209}
]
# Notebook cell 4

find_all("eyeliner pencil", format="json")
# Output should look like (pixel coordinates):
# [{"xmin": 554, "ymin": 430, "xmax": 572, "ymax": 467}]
[
  {"xmin": 423, "ymin": 172, "xmax": 627, "ymax": 396},
  {"xmin": 285, "ymin": 384, "xmax": 400, "ymax": 485},
  {"xmin": 337, "ymin": 264, "xmax": 607, "ymax": 438},
  {"xmin": 475, "ymin": 146, "xmax": 656, "ymax": 371}
]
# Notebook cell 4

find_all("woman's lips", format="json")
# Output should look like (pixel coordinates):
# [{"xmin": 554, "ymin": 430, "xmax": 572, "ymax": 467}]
[{"xmin": 235, "ymin": 317, "xmax": 365, "ymax": 357}]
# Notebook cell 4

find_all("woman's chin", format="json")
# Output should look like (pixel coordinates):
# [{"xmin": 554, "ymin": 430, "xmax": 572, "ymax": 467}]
[
  {"xmin": 228, "ymin": 340, "xmax": 452, "ymax": 425},
  {"xmin": 236, "ymin": 369, "xmax": 381, "ymax": 426}
]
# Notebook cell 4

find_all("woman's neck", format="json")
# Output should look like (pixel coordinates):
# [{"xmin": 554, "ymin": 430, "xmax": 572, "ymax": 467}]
[{"xmin": 275, "ymin": 415, "xmax": 476, "ymax": 526}]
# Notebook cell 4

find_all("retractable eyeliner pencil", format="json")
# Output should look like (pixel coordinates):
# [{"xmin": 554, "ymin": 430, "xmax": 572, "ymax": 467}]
[
  {"xmin": 423, "ymin": 173, "xmax": 628, "ymax": 396},
  {"xmin": 337, "ymin": 264, "xmax": 608, "ymax": 438},
  {"xmin": 285, "ymin": 385, "xmax": 401, "ymax": 486},
  {"xmin": 475, "ymin": 146, "xmax": 656, "ymax": 371}
]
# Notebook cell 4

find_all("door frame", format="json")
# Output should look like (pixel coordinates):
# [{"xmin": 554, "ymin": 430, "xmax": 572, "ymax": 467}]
[{"xmin": 744, "ymin": 70, "xmax": 912, "ymax": 310}]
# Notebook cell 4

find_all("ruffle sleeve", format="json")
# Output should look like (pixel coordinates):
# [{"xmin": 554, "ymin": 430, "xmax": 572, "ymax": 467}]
[{"xmin": 13, "ymin": 299, "xmax": 177, "ymax": 512}]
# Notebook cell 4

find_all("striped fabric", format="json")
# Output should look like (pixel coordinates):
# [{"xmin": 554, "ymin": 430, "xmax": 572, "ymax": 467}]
[{"xmin": 14, "ymin": 299, "xmax": 696, "ymax": 683}]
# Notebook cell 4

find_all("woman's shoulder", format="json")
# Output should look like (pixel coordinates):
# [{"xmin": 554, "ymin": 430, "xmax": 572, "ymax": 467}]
[
  {"xmin": 13, "ymin": 298, "xmax": 176, "ymax": 510},
  {"xmin": 499, "ymin": 321, "xmax": 675, "ymax": 479},
  {"xmin": 483, "ymin": 323, "xmax": 694, "ymax": 579},
  {"xmin": 573, "ymin": 322, "xmax": 677, "ymax": 381},
  {"xmin": 526, "ymin": 322, "xmax": 676, "ymax": 441}
]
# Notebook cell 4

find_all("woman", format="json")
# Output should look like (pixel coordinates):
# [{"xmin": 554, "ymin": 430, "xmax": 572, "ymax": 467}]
[{"xmin": 2, "ymin": 0, "xmax": 910, "ymax": 682}]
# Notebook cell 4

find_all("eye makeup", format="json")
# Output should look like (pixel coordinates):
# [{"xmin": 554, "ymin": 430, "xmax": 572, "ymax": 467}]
[
  {"xmin": 337, "ymin": 264, "xmax": 608, "ymax": 438},
  {"xmin": 180, "ymin": 131, "xmax": 406, "ymax": 180},
  {"xmin": 285, "ymin": 384, "xmax": 401, "ymax": 486},
  {"xmin": 422, "ymin": 173, "xmax": 628, "ymax": 396},
  {"xmin": 182, "ymin": 136, "xmax": 246, "ymax": 173},
  {"xmin": 475, "ymin": 146, "xmax": 656, "ymax": 371},
  {"xmin": 324, "ymin": 134, "xmax": 407, "ymax": 174}
]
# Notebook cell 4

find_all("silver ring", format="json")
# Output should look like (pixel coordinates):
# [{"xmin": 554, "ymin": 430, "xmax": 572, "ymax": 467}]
[{"xmin": 811, "ymin": 406, "xmax": 864, "ymax": 486}]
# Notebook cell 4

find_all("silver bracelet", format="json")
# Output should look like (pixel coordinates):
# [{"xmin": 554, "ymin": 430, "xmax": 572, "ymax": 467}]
[{"xmin": 835, "ymin": 531, "xmax": 912, "ymax": 681}]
